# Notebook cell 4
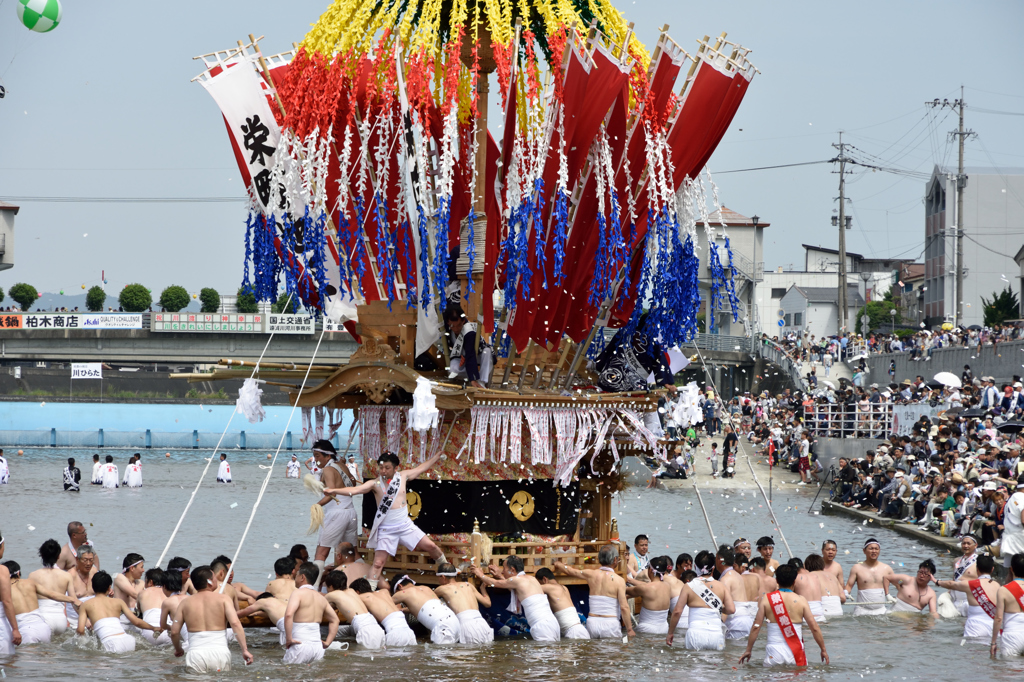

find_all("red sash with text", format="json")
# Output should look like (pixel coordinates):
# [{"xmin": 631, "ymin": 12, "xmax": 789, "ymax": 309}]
[
  {"xmin": 767, "ymin": 590, "xmax": 807, "ymax": 666},
  {"xmin": 1007, "ymin": 581, "xmax": 1024, "ymax": 611},
  {"xmin": 970, "ymin": 579, "xmax": 997, "ymax": 619}
]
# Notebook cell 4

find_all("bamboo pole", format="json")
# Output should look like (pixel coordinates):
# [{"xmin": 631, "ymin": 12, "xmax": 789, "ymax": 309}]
[{"xmin": 691, "ymin": 481, "xmax": 717, "ymax": 548}]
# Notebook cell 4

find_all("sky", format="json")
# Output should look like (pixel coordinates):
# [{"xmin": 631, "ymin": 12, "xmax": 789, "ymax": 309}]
[{"xmin": 0, "ymin": 0, "xmax": 1022, "ymax": 299}]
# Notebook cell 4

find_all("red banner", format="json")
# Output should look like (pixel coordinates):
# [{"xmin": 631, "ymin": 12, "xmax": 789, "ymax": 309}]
[{"xmin": 767, "ymin": 590, "xmax": 807, "ymax": 666}]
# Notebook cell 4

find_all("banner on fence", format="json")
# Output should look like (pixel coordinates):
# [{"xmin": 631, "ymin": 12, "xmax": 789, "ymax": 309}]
[
  {"xmin": 891, "ymin": 402, "xmax": 949, "ymax": 436},
  {"xmin": 71, "ymin": 363, "xmax": 102, "ymax": 379}
]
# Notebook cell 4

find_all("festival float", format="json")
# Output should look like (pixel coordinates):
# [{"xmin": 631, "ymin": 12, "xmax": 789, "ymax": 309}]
[{"xmin": 180, "ymin": 0, "xmax": 755, "ymax": 630}]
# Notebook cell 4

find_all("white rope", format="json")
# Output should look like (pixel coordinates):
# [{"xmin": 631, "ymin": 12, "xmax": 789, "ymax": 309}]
[
  {"xmin": 220, "ymin": 329, "xmax": 327, "ymax": 592},
  {"xmin": 155, "ymin": 298, "xmax": 289, "ymax": 568}
]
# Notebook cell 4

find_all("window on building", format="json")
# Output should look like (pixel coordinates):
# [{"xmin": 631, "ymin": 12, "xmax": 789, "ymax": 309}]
[
  {"xmin": 784, "ymin": 313, "xmax": 791, "ymax": 326},
  {"xmin": 771, "ymin": 288, "xmax": 787, "ymax": 299},
  {"xmin": 794, "ymin": 312, "xmax": 803, "ymax": 326}
]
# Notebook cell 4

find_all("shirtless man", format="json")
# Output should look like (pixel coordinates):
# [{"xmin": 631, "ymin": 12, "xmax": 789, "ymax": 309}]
[
  {"xmin": 256, "ymin": 557, "xmax": 297, "ymax": 602},
  {"xmin": 0, "ymin": 533, "xmax": 21, "ymax": 654},
  {"xmin": 2, "ymin": 560, "xmax": 79, "ymax": 644},
  {"xmin": 948, "ymin": 534, "xmax": 981, "ymax": 617},
  {"xmin": 887, "ymin": 560, "xmax": 938, "ymax": 616},
  {"xmin": 669, "ymin": 554, "xmax": 693, "ymax": 633},
  {"xmin": 309, "ymin": 440, "xmax": 360, "ymax": 586},
  {"xmin": 66, "ymin": 545, "xmax": 98, "ymax": 630},
  {"xmin": 113, "ymin": 553, "xmax": 145, "ymax": 613},
  {"xmin": 473, "ymin": 555, "xmax": 560, "ymax": 642},
  {"xmin": 554, "ymin": 545, "xmax": 632, "ymax": 639},
  {"xmin": 738, "ymin": 564, "xmax": 829, "ymax": 667},
  {"xmin": 750, "ymin": 558, "xmax": 778, "ymax": 593},
  {"xmin": 392, "ymin": 573, "xmax": 461, "ymax": 644},
  {"xmin": 989, "ymin": 553, "xmax": 1024, "ymax": 659},
  {"xmin": 756, "ymin": 537, "xmax": 779, "ymax": 575},
  {"xmin": 434, "ymin": 563, "xmax": 493, "ymax": 644},
  {"xmin": 626, "ymin": 534, "xmax": 651, "ymax": 582},
  {"xmin": 844, "ymin": 538, "xmax": 896, "ymax": 616},
  {"xmin": 821, "ymin": 540, "xmax": 845, "ymax": 586},
  {"xmin": 933, "ymin": 553, "xmax": 998, "ymax": 639},
  {"xmin": 136, "ymin": 568, "xmax": 172, "ymax": 645},
  {"xmin": 325, "ymin": 451, "xmax": 446, "ymax": 584},
  {"xmin": 330, "ymin": 542, "xmax": 370, "ymax": 584},
  {"xmin": 158, "ymin": 570, "xmax": 187, "ymax": 647},
  {"xmin": 534, "ymin": 568, "xmax": 588, "ymax": 639},
  {"xmin": 737, "ymin": 553, "xmax": 763, "ymax": 619},
  {"xmin": 626, "ymin": 556, "xmax": 674, "ymax": 635},
  {"xmin": 806, "ymin": 554, "xmax": 845, "ymax": 618},
  {"xmin": 211, "ymin": 556, "xmax": 241, "ymax": 610},
  {"xmin": 167, "ymin": 557, "xmax": 195, "ymax": 595},
  {"xmin": 733, "ymin": 538, "xmax": 753, "ymax": 562},
  {"xmin": 77, "ymin": 571, "xmax": 155, "ymax": 653},
  {"xmin": 350, "ymin": 577, "xmax": 417, "ymax": 646},
  {"xmin": 321, "ymin": 571, "xmax": 385, "ymax": 649},
  {"xmin": 170, "ymin": 566, "xmax": 252, "ymax": 673},
  {"xmin": 283, "ymin": 562, "xmax": 339, "ymax": 664},
  {"xmin": 716, "ymin": 546, "xmax": 752, "ymax": 640},
  {"xmin": 785, "ymin": 557, "xmax": 824, "ymax": 624},
  {"xmin": 56, "ymin": 521, "xmax": 99, "ymax": 571},
  {"xmin": 668, "ymin": 551, "xmax": 735, "ymax": 650},
  {"xmin": 235, "ymin": 591, "xmax": 287, "ymax": 643},
  {"xmin": 28, "ymin": 539, "xmax": 75, "ymax": 634}
]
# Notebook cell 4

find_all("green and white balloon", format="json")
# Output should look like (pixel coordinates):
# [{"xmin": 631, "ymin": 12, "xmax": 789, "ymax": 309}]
[{"xmin": 17, "ymin": 0, "xmax": 62, "ymax": 33}]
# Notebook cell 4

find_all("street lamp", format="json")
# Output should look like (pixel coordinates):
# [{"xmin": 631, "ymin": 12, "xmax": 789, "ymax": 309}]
[
  {"xmin": 751, "ymin": 215, "xmax": 759, "ymax": 228},
  {"xmin": 890, "ymin": 308, "xmax": 897, "ymax": 335}
]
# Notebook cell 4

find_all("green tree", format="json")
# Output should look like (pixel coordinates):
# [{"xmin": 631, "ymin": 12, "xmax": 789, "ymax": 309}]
[
  {"xmin": 271, "ymin": 295, "xmax": 298, "ymax": 314},
  {"xmin": 0, "ymin": 285, "xmax": 4, "ymax": 303},
  {"xmin": 8, "ymin": 282, "xmax": 38, "ymax": 311},
  {"xmin": 119, "ymin": 284, "xmax": 152, "ymax": 312},
  {"xmin": 158, "ymin": 285, "xmax": 190, "ymax": 312},
  {"xmin": 85, "ymin": 285, "xmax": 107, "ymax": 312},
  {"xmin": 236, "ymin": 287, "xmax": 258, "ymax": 314},
  {"xmin": 982, "ymin": 286, "xmax": 1020, "ymax": 326},
  {"xmin": 855, "ymin": 300, "xmax": 901, "ymax": 335},
  {"xmin": 199, "ymin": 287, "xmax": 221, "ymax": 313}
]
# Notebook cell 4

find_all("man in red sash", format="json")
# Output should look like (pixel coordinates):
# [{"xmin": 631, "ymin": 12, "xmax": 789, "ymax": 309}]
[
  {"xmin": 932, "ymin": 554, "xmax": 998, "ymax": 639},
  {"xmin": 739, "ymin": 564, "xmax": 828, "ymax": 667},
  {"xmin": 991, "ymin": 553, "xmax": 1024, "ymax": 658}
]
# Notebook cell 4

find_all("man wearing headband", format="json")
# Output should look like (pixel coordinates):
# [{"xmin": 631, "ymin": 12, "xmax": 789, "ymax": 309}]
[
  {"xmin": 2, "ymin": 559, "xmax": 80, "ymax": 644},
  {"xmin": 350, "ymin": 577, "xmax": 418, "ymax": 646},
  {"xmin": 392, "ymin": 571, "xmax": 462, "ymax": 644},
  {"xmin": 733, "ymin": 538, "xmax": 752, "ymax": 562},
  {"xmin": 57, "ymin": 521, "xmax": 99, "ymax": 571},
  {"xmin": 756, "ymin": 537, "xmax": 779, "ymax": 575},
  {"xmin": 844, "ymin": 538, "xmax": 895, "ymax": 616},
  {"xmin": 309, "ymin": 439, "xmax": 359, "ymax": 588},
  {"xmin": 473, "ymin": 556, "xmax": 561, "ymax": 642},
  {"xmin": 113, "ymin": 553, "xmax": 145, "ymax": 618},
  {"xmin": 942, "ymin": 535, "xmax": 981, "ymax": 617},
  {"xmin": 286, "ymin": 454, "xmax": 301, "ymax": 479},
  {"xmin": 555, "ymin": 546, "xmax": 633, "ymax": 640},
  {"xmin": 668, "ymin": 550, "xmax": 734, "ymax": 650},
  {"xmin": 434, "ymin": 563, "xmax": 494, "ymax": 644},
  {"xmin": 626, "ymin": 556, "xmax": 674, "ymax": 635},
  {"xmin": 170, "ymin": 566, "xmax": 252, "ymax": 671},
  {"xmin": 28, "ymin": 539, "xmax": 76, "ymax": 635}
]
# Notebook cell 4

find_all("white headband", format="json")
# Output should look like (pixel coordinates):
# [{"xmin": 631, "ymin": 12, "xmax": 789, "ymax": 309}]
[
  {"xmin": 437, "ymin": 571, "xmax": 458, "ymax": 577},
  {"xmin": 123, "ymin": 560, "xmax": 143, "ymax": 573},
  {"xmin": 312, "ymin": 448, "xmax": 336, "ymax": 458}
]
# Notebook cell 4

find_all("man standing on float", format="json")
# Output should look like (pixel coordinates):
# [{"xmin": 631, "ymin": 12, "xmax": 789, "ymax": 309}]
[{"xmin": 326, "ymin": 450, "xmax": 447, "ymax": 585}]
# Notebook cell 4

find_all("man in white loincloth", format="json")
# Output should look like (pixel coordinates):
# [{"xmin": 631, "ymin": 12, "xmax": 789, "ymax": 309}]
[
  {"xmin": 113, "ymin": 553, "xmax": 145, "ymax": 617},
  {"xmin": 718, "ymin": 545, "xmax": 756, "ymax": 638},
  {"xmin": 170, "ymin": 566, "xmax": 252, "ymax": 672},
  {"xmin": 3, "ymin": 560, "xmax": 80, "ymax": 644},
  {"xmin": 887, "ymin": 560, "xmax": 939, "ymax": 616},
  {"xmin": 806, "ymin": 554, "xmax": 845, "ymax": 618},
  {"xmin": 990, "ymin": 553, "xmax": 1024, "ymax": 659},
  {"xmin": 216, "ymin": 453, "xmax": 232, "ymax": 483},
  {"xmin": 77, "ymin": 571, "xmax": 156, "ymax": 652},
  {"xmin": 535, "ymin": 568, "xmax": 589, "ymax": 639},
  {"xmin": 286, "ymin": 454, "xmax": 301, "ymax": 479},
  {"xmin": 321, "ymin": 571, "xmax": 385, "ymax": 649},
  {"xmin": 28, "ymin": 539, "xmax": 76, "ymax": 634},
  {"xmin": 350, "ymin": 577, "xmax": 417, "ymax": 646},
  {"xmin": 57, "ymin": 521, "xmax": 99, "ymax": 571},
  {"xmin": 555, "ymin": 545, "xmax": 633, "ymax": 639},
  {"xmin": 392, "ymin": 574, "xmax": 462, "ymax": 644},
  {"xmin": 0, "ymin": 449, "xmax": 9, "ymax": 485},
  {"xmin": 434, "ymin": 563, "xmax": 494, "ymax": 644},
  {"xmin": 844, "ymin": 538, "xmax": 895, "ymax": 616},
  {"xmin": 667, "ymin": 551, "xmax": 735, "ymax": 650},
  {"xmin": 821, "ymin": 540, "xmax": 845, "ymax": 587},
  {"xmin": 283, "ymin": 562, "xmax": 338, "ymax": 664},
  {"xmin": 946, "ymin": 535, "xmax": 980, "ymax": 617},
  {"xmin": 756, "ymin": 537, "xmax": 780, "ymax": 575},
  {"xmin": 309, "ymin": 440, "xmax": 360, "ymax": 587},
  {"xmin": 626, "ymin": 556, "xmax": 674, "ymax": 635},
  {"xmin": 100, "ymin": 455, "xmax": 119, "ymax": 489},
  {"xmin": 789, "ymin": 557, "xmax": 826, "ymax": 623},
  {"xmin": 0, "ymin": 533, "xmax": 22, "ymax": 655},
  {"xmin": 626, "ymin": 534, "xmax": 651, "ymax": 582},
  {"xmin": 933, "ymin": 553, "xmax": 998, "ymax": 639},
  {"xmin": 325, "ymin": 450, "xmax": 447, "ymax": 584},
  {"xmin": 738, "ymin": 564, "xmax": 829, "ymax": 667},
  {"xmin": 136, "ymin": 568, "xmax": 173, "ymax": 645},
  {"xmin": 65, "ymin": 545, "xmax": 98, "ymax": 630},
  {"xmin": 473, "ymin": 556, "xmax": 561, "ymax": 642}
]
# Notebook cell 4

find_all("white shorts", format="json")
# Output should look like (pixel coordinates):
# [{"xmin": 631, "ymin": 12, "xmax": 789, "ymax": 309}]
[
  {"xmin": 37, "ymin": 598, "xmax": 69, "ymax": 635},
  {"xmin": 371, "ymin": 508, "xmax": 427, "ymax": 556},
  {"xmin": 382, "ymin": 611, "xmax": 417, "ymax": 647},
  {"xmin": 417, "ymin": 599, "xmax": 461, "ymax": 644},
  {"xmin": 16, "ymin": 611, "xmax": 51, "ymax": 645},
  {"xmin": 351, "ymin": 612, "xmax": 386, "ymax": 649},
  {"xmin": 554, "ymin": 607, "xmax": 590, "ymax": 639},
  {"xmin": 456, "ymin": 610, "xmax": 494, "ymax": 644},
  {"xmin": 318, "ymin": 504, "xmax": 358, "ymax": 549},
  {"xmin": 283, "ymin": 622, "xmax": 324, "ymax": 664},
  {"xmin": 586, "ymin": 616, "xmax": 622, "ymax": 639},
  {"xmin": 185, "ymin": 631, "xmax": 232, "ymax": 673}
]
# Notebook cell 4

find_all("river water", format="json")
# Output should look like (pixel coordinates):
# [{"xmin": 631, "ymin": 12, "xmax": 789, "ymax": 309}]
[{"xmin": 0, "ymin": 447, "xmax": 1020, "ymax": 680}]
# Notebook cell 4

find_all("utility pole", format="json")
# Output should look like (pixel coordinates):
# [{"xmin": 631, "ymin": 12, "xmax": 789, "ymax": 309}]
[
  {"xmin": 832, "ymin": 133, "xmax": 850, "ymax": 332},
  {"xmin": 926, "ymin": 87, "xmax": 975, "ymax": 326}
]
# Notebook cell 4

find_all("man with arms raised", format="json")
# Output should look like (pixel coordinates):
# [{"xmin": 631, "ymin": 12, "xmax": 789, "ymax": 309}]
[
  {"xmin": 309, "ymin": 440, "xmax": 360, "ymax": 586},
  {"xmin": 57, "ymin": 521, "xmax": 99, "ymax": 571},
  {"xmin": 668, "ymin": 550, "xmax": 735, "ymax": 650},
  {"xmin": 283, "ymin": 561, "xmax": 339, "ymax": 664},
  {"xmin": 170, "ymin": 565, "xmax": 252, "ymax": 672},
  {"xmin": 555, "ymin": 545, "xmax": 632, "ymax": 639},
  {"xmin": 473, "ymin": 555, "xmax": 560, "ymax": 642},
  {"xmin": 806, "ymin": 554, "xmax": 844, "ymax": 618},
  {"xmin": 350, "ymin": 577, "xmax": 417, "ymax": 646},
  {"xmin": 844, "ymin": 538, "xmax": 895, "ymax": 616},
  {"xmin": 887, "ymin": 560, "xmax": 939, "ymax": 616},
  {"xmin": 933, "ymin": 553, "xmax": 998, "ymax": 639},
  {"xmin": 990, "ymin": 552, "xmax": 1024, "ymax": 658},
  {"xmin": 434, "ymin": 563, "xmax": 493, "ymax": 644},
  {"xmin": 717, "ymin": 545, "xmax": 753, "ymax": 640},
  {"xmin": 738, "ymin": 564, "xmax": 829, "ymax": 667},
  {"xmin": 535, "ymin": 568, "xmax": 588, "ymax": 639},
  {"xmin": 325, "ymin": 451, "xmax": 447, "ymax": 585},
  {"xmin": 626, "ymin": 556, "xmax": 673, "ymax": 635},
  {"xmin": 321, "ymin": 570, "xmax": 385, "ymax": 649},
  {"xmin": 2, "ymin": 560, "xmax": 79, "ymax": 644},
  {"xmin": 392, "ymin": 573, "xmax": 462, "ymax": 643},
  {"xmin": 28, "ymin": 539, "xmax": 75, "ymax": 634},
  {"xmin": 77, "ymin": 571, "xmax": 156, "ymax": 652},
  {"xmin": 65, "ymin": 545, "xmax": 98, "ymax": 630},
  {"xmin": 788, "ymin": 557, "xmax": 825, "ymax": 623}
]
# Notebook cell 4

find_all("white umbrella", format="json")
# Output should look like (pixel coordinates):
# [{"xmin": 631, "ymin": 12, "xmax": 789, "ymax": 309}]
[
  {"xmin": 822, "ymin": 380, "xmax": 836, "ymax": 389},
  {"xmin": 934, "ymin": 372, "xmax": 961, "ymax": 389}
]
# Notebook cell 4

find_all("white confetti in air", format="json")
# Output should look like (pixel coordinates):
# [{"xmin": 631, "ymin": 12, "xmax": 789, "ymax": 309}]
[
  {"xmin": 273, "ymin": 544, "xmax": 280, "ymax": 549},
  {"xmin": 845, "ymin": 550, "xmax": 850, "ymax": 554},
  {"xmin": 27, "ymin": 525, "xmax": 35, "ymax": 531},
  {"xmin": 819, "ymin": 523, "xmax": 824, "ymax": 528},
  {"xmin": 230, "ymin": 502, "xmax": 238, "ymax": 508}
]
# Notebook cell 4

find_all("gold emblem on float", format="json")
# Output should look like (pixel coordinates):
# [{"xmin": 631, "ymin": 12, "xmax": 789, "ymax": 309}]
[
  {"xmin": 509, "ymin": 490, "xmax": 535, "ymax": 521},
  {"xmin": 407, "ymin": 491, "xmax": 422, "ymax": 520}
]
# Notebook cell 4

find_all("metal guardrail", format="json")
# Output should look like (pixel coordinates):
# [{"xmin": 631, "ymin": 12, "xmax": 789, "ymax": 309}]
[
  {"xmin": 803, "ymin": 401, "xmax": 893, "ymax": 438},
  {"xmin": 690, "ymin": 333, "xmax": 754, "ymax": 353},
  {"xmin": 755, "ymin": 338, "xmax": 807, "ymax": 390}
]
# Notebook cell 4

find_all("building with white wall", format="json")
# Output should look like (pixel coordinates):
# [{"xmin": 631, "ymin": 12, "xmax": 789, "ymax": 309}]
[
  {"xmin": 779, "ymin": 284, "xmax": 864, "ymax": 338},
  {"xmin": 0, "ymin": 201, "xmax": 17, "ymax": 271}
]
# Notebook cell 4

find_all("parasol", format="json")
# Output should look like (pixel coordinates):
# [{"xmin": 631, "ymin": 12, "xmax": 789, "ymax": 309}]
[{"xmin": 933, "ymin": 372, "xmax": 961, "ymax": 389}]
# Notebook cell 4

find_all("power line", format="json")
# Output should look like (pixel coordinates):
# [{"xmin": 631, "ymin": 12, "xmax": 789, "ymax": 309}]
[
  {"xmin": 712, "ymin": 159, "xmax": 833, "ymax": 174},
  {"xmin": 973, "ymin": 107, "xmax": 1024, "ymax": 116},
  {"xmin": 0, "ymin": 196, "xmax": 246, "ymax": 204}
]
